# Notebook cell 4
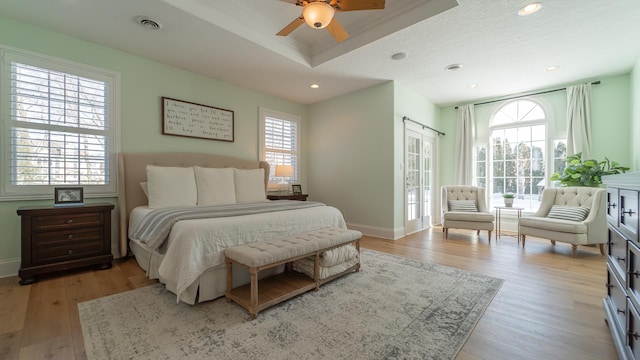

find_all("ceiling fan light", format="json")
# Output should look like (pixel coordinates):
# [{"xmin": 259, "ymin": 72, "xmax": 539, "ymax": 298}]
[{"xmin": 303, "ymin": 2, "xmax": 335, "ymax": 30}]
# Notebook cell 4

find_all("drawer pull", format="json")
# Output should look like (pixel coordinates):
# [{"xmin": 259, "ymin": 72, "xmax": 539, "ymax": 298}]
[
  {"xmin": 617, "ymin": 308, "xmax": 625, "ymax": 314},
  {"xmin": 607, "ymin": 283, "xmax": 615, "ymax": 289},
  {"xmin": 67, "ymin": 249, "xmax": 74, "ymax": 255},
  {"xmin": 67, "ymin": 234, "xmax": 74, "ymax": 240},
  {"xmin": 617, "ymin": 256, "xmax": 626, "ymax": 262},
  {"xmin": 609, "ymin": 202, "xmax": 617, "ymax": 209},
  {"xmin": 608, "ymin": 241, "xmax": 615, "ymax": 247},
  {"xmin": 67, "ymin": 219, "xmax": 73, "ymax": 224},
  {"xmin": 622, "ymin": 208, "xmax": 636, "ymax": 216},
  {"xmin": 629, "ymin": 331, "xmax": 640, "ymax": 340},
  {"xmin": 633, "ymin": 271, "xmax": 640, "ymax": 278}
]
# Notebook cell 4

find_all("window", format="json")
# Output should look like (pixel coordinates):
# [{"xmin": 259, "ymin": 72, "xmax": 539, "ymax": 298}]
[
  {"xmin": 482, "ymin": 100, "xmax": 548, "ymax": 211},
  {"xmin": 1, "ymin": 47, "xmax": 119, "ymax": 200},
  {"xmin": 259, "ymin": 107, "xmax": 300, "ymax": 189}
]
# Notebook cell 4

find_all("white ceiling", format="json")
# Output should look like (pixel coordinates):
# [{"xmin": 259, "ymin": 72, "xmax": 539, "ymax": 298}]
[{"xmin": 1, "ymin": 0, "xmax": 639, "ymax": 106}]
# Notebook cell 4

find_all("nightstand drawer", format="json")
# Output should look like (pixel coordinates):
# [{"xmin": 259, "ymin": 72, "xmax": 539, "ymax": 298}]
[
  {"xmin": 33, "ymin": 238, "xmax": 104, "ymax": 265},
  {"xmin": 32, "ymin": 212, "xmax": 104, "ymax": 231},
  {"xmin": 32, "ymin": 228, "xmax": 103, "ymax": 245}
]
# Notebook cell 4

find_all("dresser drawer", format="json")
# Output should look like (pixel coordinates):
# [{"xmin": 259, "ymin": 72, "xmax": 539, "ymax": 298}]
[
  {"xmin": 32, "ymin": 228, "xmax": 103, "ymax": 245},
  {"xmin": 630, "ymin": 241, "xmax": 640, "ymax": 312},
  {"xmin": 610, "ymin": 225, "xmax": 629, "ymax": 282},
  {"xmin": 621, "ymin": 189, "xmax": 639, "ymax": 243},
  {"xmin": 627, "ymin": 299, "xmax": 640, "ymax": 360},
  {"xmin": 32, "ymin": 212, "xmax": 104, "ymax": 231},
  {"xmin": 607, "ymin": 263, "xmax": 628, "ymax": 336},
  {"xmin": 608, "ymin": 188, "xmax": 620, "ymax": 227}
]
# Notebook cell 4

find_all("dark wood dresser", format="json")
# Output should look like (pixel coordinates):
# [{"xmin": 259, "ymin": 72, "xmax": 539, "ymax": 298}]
[
  {"xmin": 17, "ymin": 203, "xmax": 114, "ymax": 285},
  {"xmin": 603, "ymin": 172, "xmax": 640, "ymax": 359}
]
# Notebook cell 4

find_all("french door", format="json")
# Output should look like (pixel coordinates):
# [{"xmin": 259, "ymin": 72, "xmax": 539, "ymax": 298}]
[{"xmin": 405, "ymin": 126, "xmax": 436, "ymax": 235}]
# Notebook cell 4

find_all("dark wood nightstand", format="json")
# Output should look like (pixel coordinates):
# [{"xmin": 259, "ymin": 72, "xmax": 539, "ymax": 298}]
[
  {"xmin": 267, "ymin": 193, "xmax": 309, "ymax": 201},
  {"xmin": 17, "ymin": 203, "xmax": 114, "ymax": 285}
]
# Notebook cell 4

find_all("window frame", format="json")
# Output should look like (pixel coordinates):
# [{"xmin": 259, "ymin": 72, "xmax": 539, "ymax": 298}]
[
  {"xmin": 258, "ymin": 107, "xmax": 301, "ymax": 190},
  {"xmin": 478, "ymin": 98, "xmax": 559, "ymax": 211},
  {"xmin": 0, "ymin": 46, "xmax": 120, "ymax": 201}
]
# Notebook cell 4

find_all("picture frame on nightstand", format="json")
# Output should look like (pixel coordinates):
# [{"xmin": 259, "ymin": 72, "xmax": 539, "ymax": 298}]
[
  {"xmin": 54, "ymin": 187, "xmax": 84, "ymax": 207},
  {"xmin": 292, "ymin": 184, "xmax": 302, "ymax": 195}
]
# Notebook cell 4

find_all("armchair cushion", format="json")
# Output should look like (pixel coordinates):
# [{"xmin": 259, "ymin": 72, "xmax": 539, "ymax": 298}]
[
  {"xmin": 444, "ymin": 211, "xmax": 494, "ymax": 222},
  {"xmin": 448, "ymin": 200, "xmax": 477, "ymax": 212},
  {"xmin": 547, "ymin": 205, "xmax": 590, "ymax": 222},
  {"xmin": 519, "ymin": 216, "xmax": 587, "ymax": 233}
]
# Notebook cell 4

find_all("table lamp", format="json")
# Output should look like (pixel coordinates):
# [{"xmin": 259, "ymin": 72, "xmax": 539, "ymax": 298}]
[{"xmin": 275, "ymin": 165, "xmax": 294, "ymax": 193}]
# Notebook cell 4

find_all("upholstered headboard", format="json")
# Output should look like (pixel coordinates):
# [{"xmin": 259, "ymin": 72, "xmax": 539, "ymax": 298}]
[{"xmin": 117, "ymin": 152, "xmax": 270, "ymax": 257}]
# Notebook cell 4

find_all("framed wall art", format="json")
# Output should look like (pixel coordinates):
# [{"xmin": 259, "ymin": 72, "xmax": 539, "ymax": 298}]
[{"xmin": 162, "ymin": 97, "xmax": 234, "ymax": 142}]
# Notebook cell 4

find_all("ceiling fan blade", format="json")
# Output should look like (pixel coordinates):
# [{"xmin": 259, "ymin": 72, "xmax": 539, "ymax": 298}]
[
  {"xmin": 277, "ymin": 16, "xmax": 305, "ymax": 36},
  {"xmin": 335, "ymin": 0, "xmax": 385, "ymax": 11},
  {"xmin": 326, "ymin": 18, "xmax": 349, "ymax": 42}
]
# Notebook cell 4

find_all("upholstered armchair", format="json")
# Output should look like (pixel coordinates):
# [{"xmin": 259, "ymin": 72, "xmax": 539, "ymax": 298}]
[
  {"xmin": 441, "ymin": 186, "xmax": 495, "ymax": 241},
  {"xmin": 519, "ymin": 187, "xmax": 607, "ymax": 257}
]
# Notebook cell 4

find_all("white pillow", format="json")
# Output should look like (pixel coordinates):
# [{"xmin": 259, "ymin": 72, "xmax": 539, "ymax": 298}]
[
  {"xmin": 194, "ymin": 166, "xmax": 236, "ymax": 206},
  {"xmin": 234, "ymin": 168, "xmax": 266, "ymax": 203},
  {"xmin": 140, "ymin": 182, "xmax": 149, "ymax": 198},
  {"xmin": 146, "ymin": 165, "xmax": 197, "ymax": 209}
]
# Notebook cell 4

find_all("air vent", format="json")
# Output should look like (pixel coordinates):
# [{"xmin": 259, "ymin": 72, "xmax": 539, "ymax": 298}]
[
  {"xmin": 135, "ymin": 16, "xmax": 162, "ymax": 30},
  {"xmin": 445, "ymin": 63, "xmax": 462, "ymax": 71}
]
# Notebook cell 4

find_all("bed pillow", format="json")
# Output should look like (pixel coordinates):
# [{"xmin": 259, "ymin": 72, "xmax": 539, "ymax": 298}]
[
  {"xmin": 547, "ymin": 205, "xmax": 589, "ymax": 222},
  {"xmin": 234, "ymin": 168, "xmax": 266, "ymax": 203},
  {"xmin": 448, "ymin": 200, "xmax": 478, "ymax": 212},
  {"xmin": 194, "ymin": 166, "xmax": 236, "ymax": 206},
  {"xmin": 140, "ymin": 182, "xmax": 149, "ymax": 198},
  {"xmin": 146, "ymin": 165, "xmax": 197, "ymax": 209}
]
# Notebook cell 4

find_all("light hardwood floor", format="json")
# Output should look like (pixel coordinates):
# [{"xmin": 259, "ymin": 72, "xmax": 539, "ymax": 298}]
[{"xmin": 0, "ymin": 227, "xmax": 617, "ymax": 360}]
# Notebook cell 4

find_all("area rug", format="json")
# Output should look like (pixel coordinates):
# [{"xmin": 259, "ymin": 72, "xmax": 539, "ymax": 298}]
[{"xmin": 79, "ymin": 249, "xmax": 503, "ymax": 360}]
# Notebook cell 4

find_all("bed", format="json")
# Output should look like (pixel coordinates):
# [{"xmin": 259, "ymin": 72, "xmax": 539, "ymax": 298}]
[{"xmin": 117, "ymin": 152, "xmax": 348, "ymax": 304}]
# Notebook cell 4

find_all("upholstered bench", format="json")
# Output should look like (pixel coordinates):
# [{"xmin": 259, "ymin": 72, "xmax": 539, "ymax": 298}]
[{"xmin": 224, "ymin": 227, "xmax": 362, "ymax": 319}]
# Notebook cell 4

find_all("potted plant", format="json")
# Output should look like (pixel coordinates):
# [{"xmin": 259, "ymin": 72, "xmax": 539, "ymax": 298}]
[
  {"xmin": 550, "ymin": 152, "xmax": 630, "ymax": 187},
  {"xmin": 503, "ymin": 193, "xmax": 515, "ymax": 207}
]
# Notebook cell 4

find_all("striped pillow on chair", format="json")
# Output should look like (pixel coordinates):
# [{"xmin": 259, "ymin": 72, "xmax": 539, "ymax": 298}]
[
  {"xmin": 448, "ymin": 200, "xmax": 478, "ymax": 212},
  {"xmin": 547, "ymin": 205, "xmax": 590, "ymax": 222}
]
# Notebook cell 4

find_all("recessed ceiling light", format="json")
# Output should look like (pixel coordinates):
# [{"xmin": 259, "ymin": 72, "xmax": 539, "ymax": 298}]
[
  {"xmin": 135, "ymin": 16, "xmax": 162, "ymax": 30},
  {"xmin": 544, "ymin": 65, "xmax": 559, "ymax": 72},
  {"xmin": 310, "ymin": 84, "xmax": 320, "ymax": 89},
  {"xmin": 468, "ymin": 84, "xmax": 478, "ymax": 88},
  {"xmin": 445, "ymin": 64, "xmax": 462, "ymax": 72},
  {"xmin": 391, "ymin": 52, "xmax": 407, "ymax": 61},
  {"xmin": 518, "ymin": 2, "xmax": 542, "ymax": 16}
]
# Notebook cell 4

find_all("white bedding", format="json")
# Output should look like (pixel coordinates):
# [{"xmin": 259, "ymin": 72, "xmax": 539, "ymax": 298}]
[{"xmin": 129, "ymin": 203, "xmax": 346, "ymax": 302}]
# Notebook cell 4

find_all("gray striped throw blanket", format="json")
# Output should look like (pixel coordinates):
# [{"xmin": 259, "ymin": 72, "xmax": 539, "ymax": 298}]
[{"xmin": 130, "ymin": 201, "xmax": 325, "ymax": 250}]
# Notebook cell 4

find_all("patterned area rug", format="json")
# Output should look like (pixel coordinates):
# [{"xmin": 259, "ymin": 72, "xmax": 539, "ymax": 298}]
[{"xmin": 79, "ymin": 249, "xmax": 503, "ymax": 360}]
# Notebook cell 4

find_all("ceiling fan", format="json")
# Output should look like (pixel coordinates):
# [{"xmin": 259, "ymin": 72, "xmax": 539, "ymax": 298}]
[{"xmin": 277, "ymin": 0, "xmax": 386, "ymax": 43}]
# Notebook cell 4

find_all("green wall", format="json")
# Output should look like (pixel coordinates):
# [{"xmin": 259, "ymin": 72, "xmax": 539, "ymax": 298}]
[
  {"xmin": 632, "ymin": 57, "xmax": 640, "ymax": 170},
  {"xmin": 437, "ymin": 73, "xmax": 635, "ymax": 191},
  {"xmin": 0, "ymin": 16, "xmax": 307, "ymax": 274},
  {"xmin": 307, "ymin": 82, "xmax": 395, "ymax": 237}
]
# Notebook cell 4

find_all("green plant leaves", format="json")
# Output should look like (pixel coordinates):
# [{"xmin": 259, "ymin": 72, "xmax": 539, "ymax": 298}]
[{"xmin": 551, "ymin": 152, "xmax": 629, "ymax": 187}]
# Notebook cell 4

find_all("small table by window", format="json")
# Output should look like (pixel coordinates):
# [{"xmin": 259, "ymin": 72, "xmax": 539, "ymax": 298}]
[
  {"xmin": 494, "ymin": 206, "xmax": 524, "ymax": 242},
  {"xmin": 267, "ymin": 193, "xmax": 308, "ymax": 201}
]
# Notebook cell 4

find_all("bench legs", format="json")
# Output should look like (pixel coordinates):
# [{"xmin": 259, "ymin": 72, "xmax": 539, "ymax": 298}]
[{"xmin": 250, "ymin": 267, "xmax": 258, "ymax": 319}]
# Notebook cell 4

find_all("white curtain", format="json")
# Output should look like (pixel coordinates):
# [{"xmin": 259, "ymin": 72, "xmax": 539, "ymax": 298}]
[
  {"xmin": 454, "ymin": 104, "xmax": 475, "ymax": 185},
  {"xmin": 566, "ymin": 83, "xmax": 593, "ymax": 159}
]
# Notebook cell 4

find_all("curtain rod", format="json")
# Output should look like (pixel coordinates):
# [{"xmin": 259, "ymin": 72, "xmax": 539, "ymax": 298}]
[
  {"xmin": 402, "ymin": 116, "xmax": 445, "ymax": 136},
  {"xmin": 454, "ymin": 80, "xmax": 601, "ymax": 109}
]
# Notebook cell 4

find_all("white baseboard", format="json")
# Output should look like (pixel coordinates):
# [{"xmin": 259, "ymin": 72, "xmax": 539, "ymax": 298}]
[
  {"xmin": 0, "ymin": 258, "xmax": 20, "ymax": 279},
  {"xmin": 346, "ymin": 222, "xmax": 404, "ymax": 240}
]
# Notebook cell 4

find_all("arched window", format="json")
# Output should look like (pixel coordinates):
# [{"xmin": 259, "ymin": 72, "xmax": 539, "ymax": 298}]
[{"xmin": 489, "ymin": 99, "xmax": 547, "ymax": 210}]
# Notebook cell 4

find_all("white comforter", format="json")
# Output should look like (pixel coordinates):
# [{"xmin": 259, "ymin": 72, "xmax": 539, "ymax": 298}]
[{"xmin": 129, "ymin": 204, "xmax": 346, "ymax": 302}]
